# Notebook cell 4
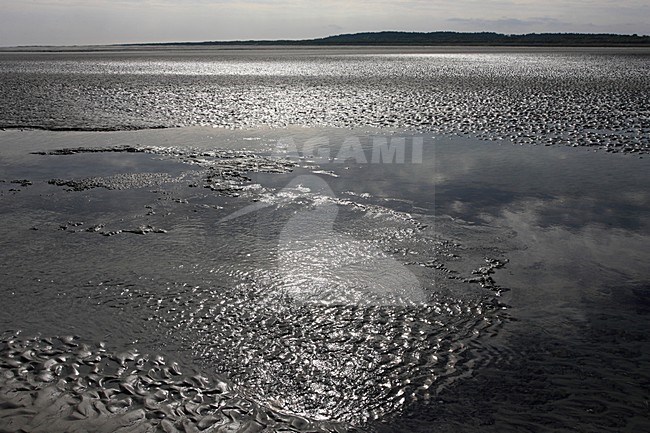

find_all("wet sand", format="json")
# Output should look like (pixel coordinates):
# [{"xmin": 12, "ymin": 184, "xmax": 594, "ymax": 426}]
[{"xmin": 1, "ymin": 47, "xmax": 649, "ymax": 153}]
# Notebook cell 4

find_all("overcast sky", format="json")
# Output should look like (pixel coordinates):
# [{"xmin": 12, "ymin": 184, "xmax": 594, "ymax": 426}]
[{"xmin": 1, "ymin": 0, "xmax": 648, "ymax": 47}]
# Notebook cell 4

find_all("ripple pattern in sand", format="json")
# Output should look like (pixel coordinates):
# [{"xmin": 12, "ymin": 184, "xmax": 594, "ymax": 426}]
[
  {"xmin": 1, "ymin": 51, "xmax": 648, "ymax": 152},
  {"xmin": 0, "ymin": 335, "xmax": 352, "ymax": 433}
]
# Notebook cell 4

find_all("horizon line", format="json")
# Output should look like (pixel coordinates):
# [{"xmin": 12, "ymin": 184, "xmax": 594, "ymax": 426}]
[{"xmin": 2, "ymin": 30, "xmax": 650, "ymax": 49}]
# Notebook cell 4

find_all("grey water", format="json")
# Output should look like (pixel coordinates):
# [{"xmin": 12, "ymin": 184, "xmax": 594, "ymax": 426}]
[{"xmin": 0, "ymin": 48, "xmax": 649, "ymax": 433}]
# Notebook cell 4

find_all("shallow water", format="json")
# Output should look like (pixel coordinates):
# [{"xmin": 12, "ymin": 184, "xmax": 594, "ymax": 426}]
[{"xmin": 0, "ymin": 126, "xmax": 648, "ymax": 432}]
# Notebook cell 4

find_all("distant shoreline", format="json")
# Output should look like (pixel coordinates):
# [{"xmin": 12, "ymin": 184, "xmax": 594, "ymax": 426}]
[{"xmin": 2, "ymin": 31, "xmax": 649, "ymax": 50}]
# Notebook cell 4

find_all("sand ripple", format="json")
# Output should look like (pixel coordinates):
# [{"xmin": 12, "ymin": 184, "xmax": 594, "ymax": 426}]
[{"xmin": 1, "ymin": 50, "xmax": 648, "ymax": 153}]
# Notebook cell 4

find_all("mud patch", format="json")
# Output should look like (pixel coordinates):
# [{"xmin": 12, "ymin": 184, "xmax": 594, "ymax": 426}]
[
  {"xmin": 40, "ymin": 145, "xmax": 296, "ymax": 196},
  {"xmin": 0, "ymin": 335, "xmax": 352, "ymax": 433}
]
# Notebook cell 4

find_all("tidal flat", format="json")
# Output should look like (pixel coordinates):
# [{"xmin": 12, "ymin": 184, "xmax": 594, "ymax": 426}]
[{"xmin": 0, "ymin": 47, "xmax": 649, "ymax": 432}]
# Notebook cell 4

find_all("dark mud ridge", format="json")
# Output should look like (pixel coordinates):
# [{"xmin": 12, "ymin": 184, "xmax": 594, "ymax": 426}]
[
  {"xmin": 59, "ymin": 221, "xmax": 167, "ymax": 237},
  {"xmin": 33, "ymin": 145, "xmax": 144, "ymax": 155}
]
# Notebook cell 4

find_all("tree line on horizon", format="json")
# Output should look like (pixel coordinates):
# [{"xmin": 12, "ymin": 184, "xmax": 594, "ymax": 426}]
[{"xmin": 133, "ymin": 31, "xmax": 650, "ymax": 47}]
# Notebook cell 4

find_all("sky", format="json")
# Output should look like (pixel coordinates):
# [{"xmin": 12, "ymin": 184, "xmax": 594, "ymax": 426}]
[{"xmin": 1, "ymin": 0, "xmax": 648, "ymax": 47}]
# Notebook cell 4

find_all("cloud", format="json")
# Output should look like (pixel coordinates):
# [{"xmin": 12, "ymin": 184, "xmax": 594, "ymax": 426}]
[
  {"xmin": 1, "ymin": 0, "xmax": 648, "ymax": 46},
  {"xmin": 446, "ymin": 16, "xmax": 569, "ymax": 33},
  {"xmin": 327, "ymin": 24, "xmax": 344, "ymax": 31}
]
